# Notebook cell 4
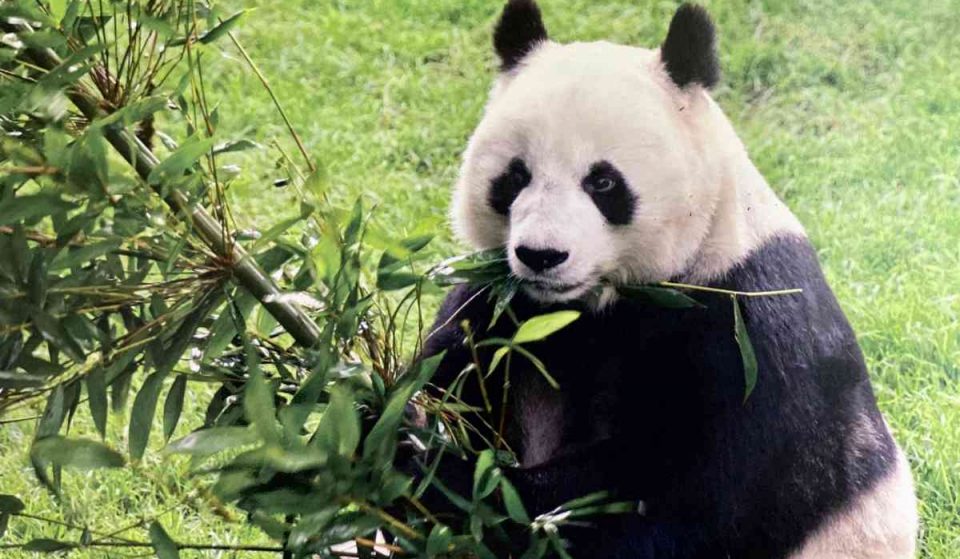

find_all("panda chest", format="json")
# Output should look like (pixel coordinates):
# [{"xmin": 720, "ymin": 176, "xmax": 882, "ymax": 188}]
[{"xmin": 507, "ymin": 343, "xmax": 624, "ymax": 468}]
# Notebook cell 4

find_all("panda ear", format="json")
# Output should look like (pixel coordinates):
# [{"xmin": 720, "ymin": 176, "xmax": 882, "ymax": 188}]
[
  {"xmin": 661, "ymin": 4, "xmax": 720, "ymax": 89},
  {"xmin": 494, "ymin": 0, "xmax": 549, "ymax": 72}
]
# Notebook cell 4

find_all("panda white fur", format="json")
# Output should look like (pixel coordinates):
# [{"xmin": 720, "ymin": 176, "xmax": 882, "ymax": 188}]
[{"xmin": 419, "ymin": 2, "xmax": 918, "ymax": 557}]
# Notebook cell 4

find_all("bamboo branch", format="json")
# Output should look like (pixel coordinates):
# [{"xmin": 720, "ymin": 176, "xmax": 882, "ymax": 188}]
[{"xmin": 8, "ymin": 22, "xmax": 323, "ymax": 348}]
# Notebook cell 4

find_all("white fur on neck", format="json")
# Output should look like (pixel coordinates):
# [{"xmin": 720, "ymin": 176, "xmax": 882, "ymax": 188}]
[{"xmin": 682, "ymin": 95, "xmax": 806, "ymax": 284}]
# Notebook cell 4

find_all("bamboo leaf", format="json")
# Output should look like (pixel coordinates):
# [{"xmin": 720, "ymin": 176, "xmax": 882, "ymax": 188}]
[
  {"xmin": 128, "ymin": 372, "xmax": 166, "ymax": 460},
  {"xmin": 0, "ymin": 370, "xmax": 48, "ymax": 389},
  {"xmin": 95, "ymin": 96, "xmax": 167, "ymax": 128},
  {"xmin": 202, "ymin": 291, "xmax": 254, "ymax": 364},
  {"xmin": 0, "ymin": 193, "xmax": 76, "ymax": 227},
  {"xmin": 0, "ymin": 494, "xmax": 25, "ymax": 514},
  {"xmin": 36, "ymin": 385, "xmax": 66, "ymax": 439},
  {"xmin": 473, "ymin": 449, "xmax": 499, "ymax": 500},
  {"xmin": 23, "ymin": 538, "xmax": 76, "ymax": 553},
  {"xmin": 86, "ymin": 368, "xmax": 108, "ymax": 439},
  {"xmin": 489, "ymin": 279, "xmax": 520, "ymax": 327},
  {"xmin": 243, "ymin": 342, "xmax": 279, "ymax": 443},
  {"xmin": 147, "ymin": 135, "xmax": 216, "ymax": 186},
  {"xmin": 149, "ymin": 521, "xmax": 180, "ymax": 559},
  {"xmin": 513, "ymin": 311, "xmax": 580, "ymax": 344},
  {"xmin": 732, "ymin": 296, "xmax": 759, "ymax": 403},
  {"xmin": 212, "ymin": 138, "xmax": 260, "ymax": 155},
  {"xmin": 199, "ymin": 10, "xmax": 246, "ymax": 44},
  {"xmin": 49, "ymin": 238, "xmax": 123, "ymax": 270},
  {"xmin": 426, "ymin": 524, "xmax": 453, "ymax": 557},
  {"xmin": 167, "ymin": 426, "xmax": 258, "ymax": 456},
  {"xmin": 31, "ymin": 310, "xmax": 85, "ymax": 363},
  {"xmin": 162, "ymin": 376, "xmax": 187, "ymax": 441},
  {"xmin": 363, "ymin": 353, "xmax": 443, "ymax": 465},
  {"xmin": 488, "ymin": 346, "xmax": 509, "ymax": 376},
  {"xmin": 30, "ymin": 436, "xmax": 124, "ymax": 470},
  {"xmin": 618, "ymin": 285, "xmax": 703, "ymax": 309},
  {"xmin": 313, "ymin": 386, "xmax": 360, "ymax": 458},
  {"xmin": 500, "ymin": 478, "xmax": 531, "ymax": 524}
]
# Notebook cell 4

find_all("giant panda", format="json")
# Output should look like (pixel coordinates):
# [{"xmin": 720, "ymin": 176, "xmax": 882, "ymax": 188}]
[{"xmin": 418, "ymin": 2, "xmax": 918, "ymax": 557}]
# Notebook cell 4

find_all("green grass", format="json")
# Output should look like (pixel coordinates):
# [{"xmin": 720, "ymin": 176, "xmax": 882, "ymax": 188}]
[{"xmin": 2, "ymin": 0, "xmax": 958, "ymax": 556}]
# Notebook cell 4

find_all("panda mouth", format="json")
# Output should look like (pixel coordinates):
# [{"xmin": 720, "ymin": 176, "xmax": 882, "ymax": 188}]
[{"xmin": 528, "ymin": 280, "xmax": 584, "ymax": 295}]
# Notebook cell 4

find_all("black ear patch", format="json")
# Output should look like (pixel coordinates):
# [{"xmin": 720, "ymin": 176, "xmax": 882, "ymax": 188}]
[
  {"xmin": 661, "ymin": 4, "xmax": 720, "ymax": 89},
  {"xmin": 494, "ymin": 0, "xmax": 548, "ymax": 71}
]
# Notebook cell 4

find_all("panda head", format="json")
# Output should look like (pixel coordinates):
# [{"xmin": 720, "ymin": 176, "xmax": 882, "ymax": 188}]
[{"xmin": 452, "ymin": 2, "xmax": 736, "ymax": 304}]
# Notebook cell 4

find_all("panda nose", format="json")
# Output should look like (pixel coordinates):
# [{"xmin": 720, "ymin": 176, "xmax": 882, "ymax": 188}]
[{"xmin": 515, "ymin": 246, "xmax": 569, "ymax": 273}]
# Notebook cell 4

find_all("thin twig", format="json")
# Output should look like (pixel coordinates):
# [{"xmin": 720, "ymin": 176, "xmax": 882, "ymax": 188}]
[
  {"xmin": 226, "ymin": 30, "xmax": 316, "ymax": 173},
  {"xmin": 658, "ymin": 281, "xmax": 803, "ymax": 298}
]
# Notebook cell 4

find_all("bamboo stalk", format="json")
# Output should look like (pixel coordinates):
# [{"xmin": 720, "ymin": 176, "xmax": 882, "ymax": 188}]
[{"xmin": 9, "ymin": 23, "xmax": 323, "ymax": 348}]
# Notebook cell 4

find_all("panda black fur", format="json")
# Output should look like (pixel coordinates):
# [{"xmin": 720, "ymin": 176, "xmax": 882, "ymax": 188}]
[{"xmin": 418, "ymin": 2, "xmax": 918, "ymax": 557}]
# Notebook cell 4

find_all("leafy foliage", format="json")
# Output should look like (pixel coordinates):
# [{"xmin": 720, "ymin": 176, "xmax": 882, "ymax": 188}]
[{"xmin": 0, "ymin": 2, "xmax": 630, "ymax": 557}]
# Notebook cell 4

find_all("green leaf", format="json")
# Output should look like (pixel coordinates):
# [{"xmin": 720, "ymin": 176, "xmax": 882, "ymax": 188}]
[
  {"xmin": 500, "ymin": 478, "xmax": 531, "ymax": 524},
  {"xmin": 243, "ymin": 342, "xmax": 279, "ymax": 443},
  {"xmin": 489, "ymin": 279, "xmax": 520, "ymax": 327},
  {"xmin": 147, "ymin": 135, "xmax": 216, "ymax": 186},
  {"xmin": 0, "ymin": 370, "xmax": 47, "ymax": 389},
  {"xmin": 23, "ymin": 538, "xmax": 76, "ymax": 552},
  {"xmin": 32, "ymin": 310, "xmax": 85, "ymax": 363},
  {"xmin": 27, "ymin": 252, "xmax": 48, "ymax": 307},
  {"xmin": 212, "ymin": 138, "xmax": 260, "ymax": 155},
  {"xmin": 618, "ymin": 285, "xmax": 703, "ymax": 309},
  {"xmin": 202, "ymin": 292, "xmax": 255, "ymax": 363},
  {"xmin": 363, "ymin": 353, "xmax": 443, "ymax": 465},
  {"xmin": 66, "ymin": 128, "xmax": 109, "ymax": 194},
  {"xmin": 426, "ymin": 524, "xmax": 453, "ymax": 557},
  {"xmin": 128, "ymin": 372, "xmax": 166, "ymax": 460},
  {"xmin": 548, "ymin": 532, "xmax": 575, "ymax": 559},
  {"xmin": 30, "ymin": 436, "xmax": 124, "ymax": 470},
  {"xmin": 313, "ymin": 386, "xmax": 360, "ymax": 458},
  {"xmin": 251, "ymin": 213, "xmax": 308, "ymax": 252},
  {"xmin": 473, "ymin": 449, "xmax": 500, "ymax": 500},
  {"xmin": 95, "ymin": 95, "xmax": 167, "ymax": 128},
  {"xmin": 287, "ymin": 507, "xmax": 338, "ymax": 550},
  {"xmin": 376, "ymin": 234, "xmax": 434, "ymax": 291},
  {"xmin": 166, "ymin": 426, "xmax": 258, "ymax": 456},
  {"xmin": 0, "ymin": 494, "xmax": 25, "ymax": 514},
  {"xmin": 36, "ymin": 42, "xmax": 107, "ymax": 90},
  {"xmin": 199, "ymin": 10, "xmax": 246, "ymax": 44},
  {"xmin": 429, "ymin": 249, "xmax": 511, "ymax": 287},
  {"xmin": 36, "ymin": 385, "xmax": 66, "ymax": 439},
  {"xmin": 149, "ymin": 521, "xmax": 180, "ymax": 559},
  {"xmin": 86, "ymin": 368, "xmax": 108, "ymax": 439},
  {"xmin": 558, "ymin": 491, "xmax": 611, "ymax": 511},
  {"xmin": 49, "ymin": 238, "xmax": 123, "ymax": 270},
  {"xmin": 488, "ymin": 346, "xmax": 510, "ymax": 376},
  {"xmin": 732, "ymin": 296, "xmax": 759, "ymax": 403},
  {"xmin": 163, "ymin": 376, "xmax": 187, "ymax": 441},
  {"xmin": 376, "ymin": 270, "xmax": 420, "ymax": 292},
  {"xmin": 0, "ymin": 193, "xmax": 76, "ymax": 227},
  {"xmin": 513, "ymin": 311, "xmax": 580, "ymax": 344}
]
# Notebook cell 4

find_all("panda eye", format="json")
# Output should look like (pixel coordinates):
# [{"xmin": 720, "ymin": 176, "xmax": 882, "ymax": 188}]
[
  {"xmin": 508, "ymin": 169, "xmax": 528, "ymax": 187},
  {"xmin": 489, "ymin": 158, "xmax": 532, "ymax": 215},
  {"xmin": 582, "ymin": 160, "xmax": 637, "ymax": 226},
  {"xmin": 590, "ymin": 176, "xmax": 617, "ymax": 194}
]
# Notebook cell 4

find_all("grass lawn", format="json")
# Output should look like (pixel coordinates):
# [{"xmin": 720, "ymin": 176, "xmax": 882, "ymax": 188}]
[{"xmin": 1, "ymin": 0, "xmax": 957, "ymax": 556}]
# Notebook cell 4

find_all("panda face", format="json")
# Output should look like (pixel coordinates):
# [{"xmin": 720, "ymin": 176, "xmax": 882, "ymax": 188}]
[{"xmin": 452, "ymin": 41, "xmax": 722, "ymax": 304}]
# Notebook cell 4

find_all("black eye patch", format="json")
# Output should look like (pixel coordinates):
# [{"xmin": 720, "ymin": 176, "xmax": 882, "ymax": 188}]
[
  {"xmin": 489, "ymin": 158, "xmax": 532, "ymax": 215},
  {"xmin": 582, "ymin": 160, "xmax": 636, "ymax": 225}
]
